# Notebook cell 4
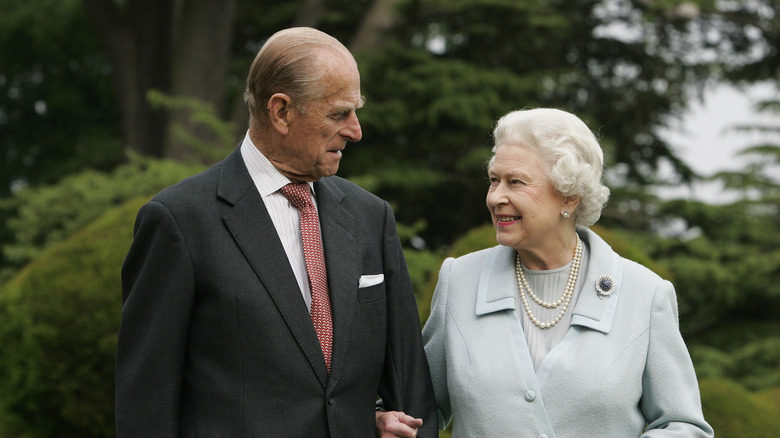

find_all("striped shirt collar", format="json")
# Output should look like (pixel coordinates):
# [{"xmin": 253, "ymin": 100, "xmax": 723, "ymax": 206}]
[{"xmin": 240, "ymin": 131, "xmax": 315, "ymax": 197}]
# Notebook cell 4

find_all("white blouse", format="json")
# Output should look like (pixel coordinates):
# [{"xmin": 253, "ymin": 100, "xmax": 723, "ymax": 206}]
[{"xmin": 518, "ymin": 244, "xmax": 591, "ymax": 369}]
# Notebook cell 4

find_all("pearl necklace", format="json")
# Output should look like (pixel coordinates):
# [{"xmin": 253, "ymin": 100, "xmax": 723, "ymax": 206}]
[{"xmin": 515, "ymin": 233, "xmax": 582, "ymax": 329}]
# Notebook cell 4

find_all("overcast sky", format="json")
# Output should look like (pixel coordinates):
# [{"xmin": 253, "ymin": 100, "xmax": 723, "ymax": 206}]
[{"xmin": 656, "ymin": 81, "xmax": 779, "ymax": 202}]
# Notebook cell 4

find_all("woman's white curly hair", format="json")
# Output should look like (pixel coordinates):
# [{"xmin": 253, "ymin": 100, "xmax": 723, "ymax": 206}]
[{"xmin": 489, "ymin": 108, "xmax": 610, "ymax": 227}]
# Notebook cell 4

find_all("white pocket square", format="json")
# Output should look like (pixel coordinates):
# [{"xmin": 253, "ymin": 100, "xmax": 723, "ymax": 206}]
[{"xmin": 359, "ymin": 274, "xmax": 384, "ymax": 288}]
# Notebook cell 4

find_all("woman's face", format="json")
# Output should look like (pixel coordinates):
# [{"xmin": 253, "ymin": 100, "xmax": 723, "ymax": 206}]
[{"xmin": 486, "ymin": 143, "xmax": 568, "ymax": 253}]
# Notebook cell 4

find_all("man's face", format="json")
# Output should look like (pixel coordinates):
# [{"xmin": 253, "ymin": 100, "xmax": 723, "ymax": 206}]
[{"xmin": 272, "ymin": 56, "xmax": 363, "ymax": 182}]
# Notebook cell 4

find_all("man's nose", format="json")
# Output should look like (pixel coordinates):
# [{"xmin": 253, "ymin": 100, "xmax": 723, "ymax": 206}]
[{"xmin": 343, "ymin": 112, "xmax": 362, "ymax": 142}]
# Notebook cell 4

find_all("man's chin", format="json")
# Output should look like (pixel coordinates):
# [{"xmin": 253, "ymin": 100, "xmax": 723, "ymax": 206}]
[{"xmin": 317, "ymin": 162, "xmax": 341, "ymax": 178}]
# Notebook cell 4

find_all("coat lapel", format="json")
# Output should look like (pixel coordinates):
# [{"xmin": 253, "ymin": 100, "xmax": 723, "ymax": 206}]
[
  {"xmin": 569, "ymin": 228, "xmax": 622, "ymax": 334},
  {"xmin": 473, "ymin": 228, "xmax": 622, "ymax": 333},
  {"xmin": 314, "ymin": 178, "xmax": 358, "ymax": 383},
  {"xmin": 475, "ymin": 245, "xmax": 517, "ymax": 316},
  {"xmin": 218, "ymin": 148, "xmax": 329, "ymax": 386}
]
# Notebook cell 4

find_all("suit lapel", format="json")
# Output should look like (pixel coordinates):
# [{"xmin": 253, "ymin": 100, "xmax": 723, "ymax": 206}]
[
  {"xmin": 314, "ymin": 178, "xmax": 358, "ymax": 382},
  {"xmin": 218, "ymin": 148, "xmax": 329, "ymax": 386}
]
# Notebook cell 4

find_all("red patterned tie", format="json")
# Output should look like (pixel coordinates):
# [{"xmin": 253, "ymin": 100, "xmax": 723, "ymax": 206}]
[{"xmin": 280, "ymin": 183, "xmax": 333, "ymax": 371}]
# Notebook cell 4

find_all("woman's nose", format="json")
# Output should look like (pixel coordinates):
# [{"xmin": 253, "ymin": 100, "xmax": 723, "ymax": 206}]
[{"xmin": 486, "ymin": 183, "xmax": 507, "ymax": 208}]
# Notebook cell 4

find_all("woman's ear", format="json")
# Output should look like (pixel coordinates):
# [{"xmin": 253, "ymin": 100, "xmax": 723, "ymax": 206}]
[
  {"xmin": 564, "ymin": 195, "xmax": 581, "ymax": 213},
  {"xmin": 267, "ymin": 93, "xmax": 293, "ymax": 135}
]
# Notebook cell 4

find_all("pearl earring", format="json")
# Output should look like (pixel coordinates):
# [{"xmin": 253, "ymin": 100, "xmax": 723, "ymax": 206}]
[{"xmin": 561, "ymin": 210, "xmax": 570, "ymax": 218}]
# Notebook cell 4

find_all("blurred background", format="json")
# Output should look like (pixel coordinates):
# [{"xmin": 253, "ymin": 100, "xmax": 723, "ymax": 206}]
[{"xmin": 0, "ymin": 0, "xmax": 778, "ymax": 436}]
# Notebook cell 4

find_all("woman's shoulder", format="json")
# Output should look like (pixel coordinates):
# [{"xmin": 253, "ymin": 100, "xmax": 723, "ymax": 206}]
[
  {"xmin": 584, "ymin": 228, "xmax": 673, "ymax": 307},
  {"xmin": 620, "ymin": 257, "xmax": 665, "ymax": 284},
  {"xmin": 447, "ymin": 245, "xmax": 508, "ymax": 270},
  {"xmin": 437, "ymin": 245, "xmax": 513, "ymax": 293},
  {"xmin": 584, "ymin": 228, "xmax": 667, "ymax": 285}
]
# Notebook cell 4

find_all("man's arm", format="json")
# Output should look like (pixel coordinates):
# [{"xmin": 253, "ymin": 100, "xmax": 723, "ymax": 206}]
[
  {"xmin": 116, "ymin": 201, "xmax": 195, "ymax": 437},
  {"xmin": 376, "ymin": 201, "xmax": 438, "ymax": 437}
]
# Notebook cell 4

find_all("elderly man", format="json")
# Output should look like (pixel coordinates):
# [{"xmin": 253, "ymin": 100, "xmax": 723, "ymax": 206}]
[{"xmin": 116, "ymin": 27, "xmax": 436, "ymax": 437}]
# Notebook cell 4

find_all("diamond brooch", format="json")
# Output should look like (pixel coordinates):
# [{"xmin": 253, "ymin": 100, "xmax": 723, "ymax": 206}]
[{"xmin": 595, "ymin": 274, "xmax": 616, "ymax": 299}]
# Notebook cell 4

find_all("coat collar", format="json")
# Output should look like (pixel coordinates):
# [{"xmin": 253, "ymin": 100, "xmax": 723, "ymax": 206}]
[{"xmin": 474, "ymin": 227, "xmax": 623, "ymax": 334}]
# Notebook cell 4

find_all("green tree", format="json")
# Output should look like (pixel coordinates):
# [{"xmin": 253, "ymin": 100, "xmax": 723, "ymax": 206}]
[
  {"xmin": 82, "ymin": 0, "xmax": 237, "ymax": 161},
  {"xmin": 622, "ymin": 92, "xmax": 780, "ymax": 398},
  {"xmin": 343, "ymin": 0, "xmax": 780, "ymax": 247},
  {"xmin": 0, "ymin": 0, "xmax": 121, "ymax": 197}
]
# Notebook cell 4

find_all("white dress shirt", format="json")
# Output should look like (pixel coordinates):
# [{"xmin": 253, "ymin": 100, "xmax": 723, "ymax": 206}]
[{"xmin": 240, "ymin": 132, "xmax": 317, "ymax": 311}]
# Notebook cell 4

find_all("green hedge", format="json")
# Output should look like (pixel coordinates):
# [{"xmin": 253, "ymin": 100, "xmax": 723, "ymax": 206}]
[
  {"xmin": 700, "ymin": 379, "xmax": 780, "ymax": 437},
  {"xmin": 0, "ymin": 197, "xmax": 146, "ymax": 437},
  {"xmin": 0, "ymin": 155, "xmax": 204, "ymax": 282}
]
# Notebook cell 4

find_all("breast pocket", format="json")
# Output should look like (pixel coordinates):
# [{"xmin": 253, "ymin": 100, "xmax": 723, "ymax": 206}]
[{"xmin": 357, "ymin": 283, "xmax": 385, "ymax": 303}]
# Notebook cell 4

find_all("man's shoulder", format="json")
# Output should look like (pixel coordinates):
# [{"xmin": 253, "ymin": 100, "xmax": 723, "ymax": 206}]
[
  {"xmin": 152, "ymin": 165, "xmax": 218, "ymax": 200},
  {"xmin": 145, "ymin": 157, "xmax": 233, "ymax": 214},
  {"xmin": 319, "ymin": 175, "xmax": 384, "ymax": 205}
]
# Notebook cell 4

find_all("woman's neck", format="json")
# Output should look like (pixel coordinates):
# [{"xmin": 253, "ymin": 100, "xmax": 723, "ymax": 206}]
[{"xmin": 516, "ymin": 230, "xmax": 579, "ymax": 270}]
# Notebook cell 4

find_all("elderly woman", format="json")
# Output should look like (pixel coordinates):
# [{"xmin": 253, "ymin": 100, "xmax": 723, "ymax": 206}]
[{"xmin": 421, "ymin": 108, "xmax": 713, "ymax": 437}]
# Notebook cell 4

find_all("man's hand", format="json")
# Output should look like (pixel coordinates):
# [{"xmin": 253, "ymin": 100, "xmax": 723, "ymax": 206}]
[{"xmin": 375, "ymin": 410, "xmax": 424, "ymax": 437}]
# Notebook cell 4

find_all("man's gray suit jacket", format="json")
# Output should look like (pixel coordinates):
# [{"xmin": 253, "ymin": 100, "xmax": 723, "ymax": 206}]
[{"xmin": 116, "ymin": 147, "xmax": 437, "ymax": 437}]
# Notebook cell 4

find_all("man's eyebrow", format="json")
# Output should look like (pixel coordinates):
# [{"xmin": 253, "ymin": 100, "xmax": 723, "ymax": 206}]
[{"xmin": 335, "ymin": 97, "xmax": 365, "ymax": 113}]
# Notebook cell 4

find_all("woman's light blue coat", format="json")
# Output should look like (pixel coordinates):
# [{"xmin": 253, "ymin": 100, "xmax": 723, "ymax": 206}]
[{"xmin": 422, "ymin": 228, "xmax": 713, "ymax": 438}]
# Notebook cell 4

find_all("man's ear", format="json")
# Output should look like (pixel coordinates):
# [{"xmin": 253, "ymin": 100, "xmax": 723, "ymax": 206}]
[{"xmin": 267, "ymin": 93, "xmax": 294, "ymax": 135}]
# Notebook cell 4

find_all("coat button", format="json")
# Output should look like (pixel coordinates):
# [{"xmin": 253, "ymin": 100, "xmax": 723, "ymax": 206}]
[
  {"xmin": 328, "ymin": 398, "xmax": 334, "ymax": 405},
  {"xmin": 538, "ymin": 434, "xmax": 548, "ymax": 438},
  {"xmin": 524, "ymin": 390, "xmax": 536, "ymax": 402}
]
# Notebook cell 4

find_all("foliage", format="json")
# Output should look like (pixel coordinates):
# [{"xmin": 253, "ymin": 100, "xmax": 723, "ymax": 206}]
[
  {"xmin": 404, "ymin": 247, "xmax": 445, "ymax": 318},
  {"xmin": 691, "ymin": 335, "xmax": 780, "ymax": 391},
  {"xmin": 0, "ymin": 197, "xmax": 146, "ymax": 438},
  {"xmin": 6, "ymin": 0, "xmax": 778, "ymax": 249},
  {"xmin": 643, "ymin": 98, "xmax": 780, "ymax": 384},
  {"xmin": 347, "ymin": 44, "xmax": 513, "ymax": 247},
  {"xmin": 341, "ymin": 0, "xmax": 779, "ymax": 247},
  {"xmin": 0, "ymin": 155, "xmax": 204, "ymax": 282},
  {"xmin": 699, "ymin": 379, "xmax": 780, "ymax": 438},
  {"xmin": 0, "ymin": 0, "xmax": 121, "ymax": 196},
  {"xmin": 146, "ymin": 89, "xmax": 237, "ymax": 162}
]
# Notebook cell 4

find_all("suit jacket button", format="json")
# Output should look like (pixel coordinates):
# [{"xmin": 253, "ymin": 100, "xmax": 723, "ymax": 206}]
[
  {"xmin": 524, "ymin": 390, "xmax": 536, "ymax": 402},
  {"xmin": 328, "ymin": 398, "xmax": 335, "ymax": 405}
]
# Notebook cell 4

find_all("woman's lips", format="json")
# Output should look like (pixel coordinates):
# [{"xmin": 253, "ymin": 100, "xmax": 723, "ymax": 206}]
[{"xmin": 496, "ymin": 215, "xmax": 520, "ymax": 226}]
